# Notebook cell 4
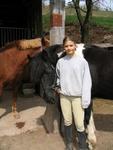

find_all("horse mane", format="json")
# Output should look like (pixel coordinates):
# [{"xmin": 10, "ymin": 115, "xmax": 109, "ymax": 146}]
[
  {"xmin": 0, "ymin": 38, "xmax": 41, "ymax": 53},
  {"xmin": 16, "ymin": 38, "xmax": 41, "ymax": 50}
]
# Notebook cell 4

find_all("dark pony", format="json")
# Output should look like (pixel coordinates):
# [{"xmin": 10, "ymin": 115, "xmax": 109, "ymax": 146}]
[{"xmin": 30, "ymin": 44, "xmax": 109, "ymax": 148}]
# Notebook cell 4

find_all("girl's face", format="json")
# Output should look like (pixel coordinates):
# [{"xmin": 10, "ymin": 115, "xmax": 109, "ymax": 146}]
[{"xmin": 64, "ymin": 40, "xmax": 76, "ymax": 56}]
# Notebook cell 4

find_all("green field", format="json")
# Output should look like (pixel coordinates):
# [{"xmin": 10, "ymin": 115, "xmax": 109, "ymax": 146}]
[
  {"xmin": 42, "ymin": 7, "xmax": 113, "ymax": 31},
  {"xmin": 65, "ymin": 15, "xmax": 113, "ymax": 29}
]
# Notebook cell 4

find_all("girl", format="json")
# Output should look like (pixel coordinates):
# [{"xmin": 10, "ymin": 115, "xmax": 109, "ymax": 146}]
[{"xmin": 56, "ymin": 36, "xmax": 91, "ymax": 150}]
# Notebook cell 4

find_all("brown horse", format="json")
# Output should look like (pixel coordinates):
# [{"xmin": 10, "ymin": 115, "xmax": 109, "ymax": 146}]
[{"xmin": 0, "ymin": 38, "xmax": 43, "ymax": 118}]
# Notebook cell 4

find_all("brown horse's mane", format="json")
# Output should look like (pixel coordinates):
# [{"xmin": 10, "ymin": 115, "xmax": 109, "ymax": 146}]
[{"xmin": 0, "ymin": 38, "xmax": 41, "ymax": 53}]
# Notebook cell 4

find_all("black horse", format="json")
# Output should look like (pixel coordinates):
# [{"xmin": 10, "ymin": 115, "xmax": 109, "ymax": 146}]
[
  {"xmin": 29, "ymin": 44, "xmax": 113, "ymax": 149},
  {"xmin": 29, "ymin": 44, "xmax": 98, "ymax": 149}
]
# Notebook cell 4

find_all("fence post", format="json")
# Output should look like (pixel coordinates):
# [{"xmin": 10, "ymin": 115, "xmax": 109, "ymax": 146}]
[{"xmin": 50, "ymin": 0, "xmax": 65, "ymax": 45}]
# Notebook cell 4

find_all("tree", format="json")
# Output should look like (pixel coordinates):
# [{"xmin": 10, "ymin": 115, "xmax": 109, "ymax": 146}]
[{"xmin": 72, "ymin": 0, "xmax": 93, "ymax": 43}]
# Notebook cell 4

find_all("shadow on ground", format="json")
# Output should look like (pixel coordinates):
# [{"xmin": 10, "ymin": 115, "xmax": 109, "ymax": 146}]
[
  {"xmin": 94, "ymin": 114, "xmax": 113, "ymax": 132},
  {"xmin": 0, "ymin": 90, "xmax": 46, "ymax": 119}
]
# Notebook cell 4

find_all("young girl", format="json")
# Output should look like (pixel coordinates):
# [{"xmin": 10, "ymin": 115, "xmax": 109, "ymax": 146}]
[{"xmin": 56, "ymin": 36, "xmax": 91, "ymax": 150}]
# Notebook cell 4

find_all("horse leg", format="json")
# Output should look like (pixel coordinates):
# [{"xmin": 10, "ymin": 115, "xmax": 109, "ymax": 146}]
[
  {"xmin": 12, "ymin": 77, "xmax": 24, "ymax": 119},
  {"xmin": 84, "ymin": 102, "xmax": 97, "ymax": 150},
  {"xmin": 86, "ymin": 111, "xmax": 97, "ymax": 150},
  {"xmin": 12, "ymin": 98, "xmax": 20, "ymax": 119},
  {"xmin": 12, "ymin": 89, "xmax": 20, "ymax": 119}
]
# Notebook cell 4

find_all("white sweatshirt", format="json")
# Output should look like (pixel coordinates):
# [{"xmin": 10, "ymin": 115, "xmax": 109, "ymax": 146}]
[{"xmin": 56, "ymin": 53, "xmax": 92, "ymax": 108}]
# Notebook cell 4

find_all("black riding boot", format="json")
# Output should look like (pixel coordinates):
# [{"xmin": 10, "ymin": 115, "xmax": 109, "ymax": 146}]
[
  {"xmin": 77, "ymin": 131, "xmax": 89, "ymax": 150},
  {"xmin": 65, "ymin": 125, "xmax": 73, "ymax": 150}
]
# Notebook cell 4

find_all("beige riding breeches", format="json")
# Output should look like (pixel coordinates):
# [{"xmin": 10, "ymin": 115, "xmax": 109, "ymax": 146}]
[{"xmin": 60, "ymin": 94, "xmax": 85, "ymax": 132}]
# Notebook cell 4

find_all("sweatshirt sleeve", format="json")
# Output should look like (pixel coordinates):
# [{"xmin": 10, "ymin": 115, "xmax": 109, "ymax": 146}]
[{"xmin": 82, "ymin": 60, "xmax": 92, "ymax": 108}]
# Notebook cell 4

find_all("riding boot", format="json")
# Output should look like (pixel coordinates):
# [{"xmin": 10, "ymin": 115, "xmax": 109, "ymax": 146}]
[
  {"xmin": 65, "ymin": 125, "xmax": 73, "ymax": 150},
  {"xmin": 77, "ymin": 131, "xmax": 89, "ymax": 150}
]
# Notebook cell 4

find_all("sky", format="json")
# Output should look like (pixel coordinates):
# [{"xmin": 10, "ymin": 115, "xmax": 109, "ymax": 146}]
[{"xmin": 65, "ymin": 0, "xmax": 113, "ymax": 10}]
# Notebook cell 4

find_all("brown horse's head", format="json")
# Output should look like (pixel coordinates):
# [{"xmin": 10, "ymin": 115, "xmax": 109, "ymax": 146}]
[{"xmin": 15, "ymin": 38, "xmax": 43, "ymax": 58}]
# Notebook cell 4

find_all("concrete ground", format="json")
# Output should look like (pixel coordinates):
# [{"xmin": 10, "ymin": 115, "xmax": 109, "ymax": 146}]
[{"xmin": 0, "ymin": 90, "xmax": 113, "ymax": 150}]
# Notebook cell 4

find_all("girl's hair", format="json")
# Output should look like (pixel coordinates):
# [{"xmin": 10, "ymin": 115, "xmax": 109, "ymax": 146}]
[{"xmin": 63, "ymin": 36, "xmax": 76, "ymax": 46}]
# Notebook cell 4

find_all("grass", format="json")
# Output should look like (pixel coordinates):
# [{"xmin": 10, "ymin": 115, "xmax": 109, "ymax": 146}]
[
  {"xmin": 65, "ymin": 7, "xmax": 113, "ymax": 17},
  {"xmin": 91, "ymin": 16, "xmax": 113, "ymax": 28},
  {"xmin": 65, "ymin": 15, "xmax": 113, "ymax": 29},
  {"xmin": 65, "ymin": 15, "xmax": 78, "ymax": 25},
  {"xmin": 42, "ymin": 14, "xmax": 50, "ymax": 31},
  {"xmin": 91, "ymin": 10, "xmax": 113, "ymax": 17},
  {"xmin": 42, "ymin": 7, "xmax": 113, "ymax": 31}
]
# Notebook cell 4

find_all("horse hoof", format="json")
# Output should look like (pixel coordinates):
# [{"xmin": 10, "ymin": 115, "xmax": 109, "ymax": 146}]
[{"xmin": 88, "ymin": 139, "xmax": 96, "ymax": 150}]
